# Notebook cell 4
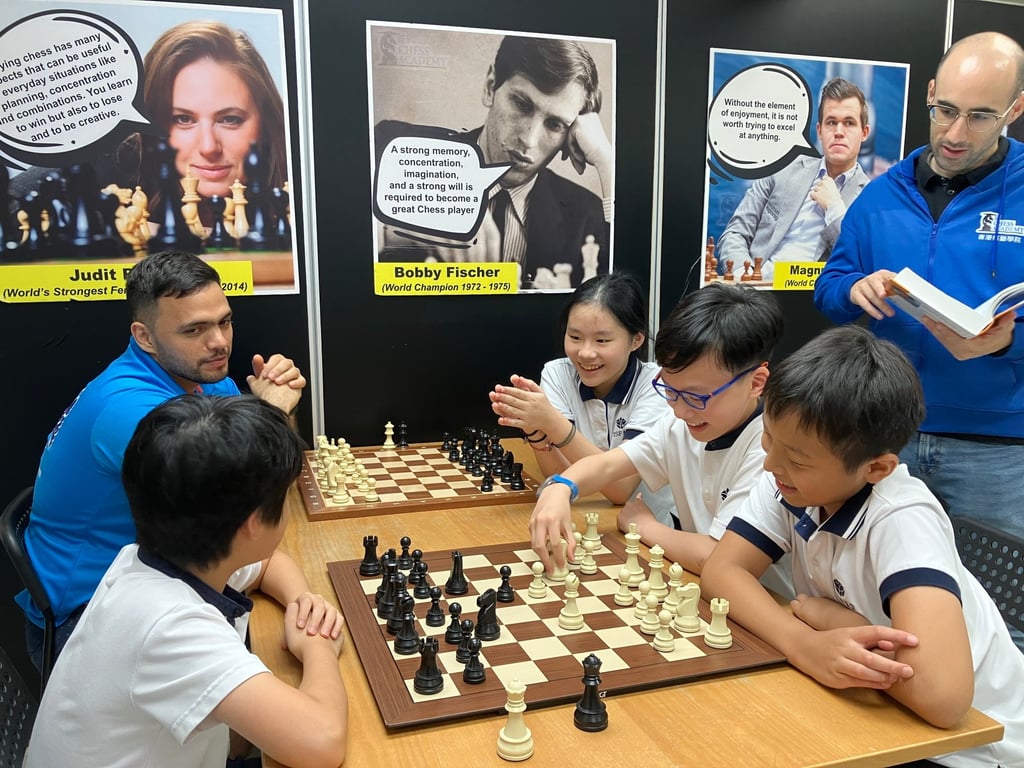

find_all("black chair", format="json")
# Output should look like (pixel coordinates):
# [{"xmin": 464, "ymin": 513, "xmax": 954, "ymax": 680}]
[
  {"xmin": 0, "ymin": 487, "xmax": 55, "ymax": 694},
  {"xmin": 951, "ymin": 515, "xmax": 1024, "ymax": 632},
  {"xmin": 0, "ymin": 640, "xmax": 38, "ymax": 766}
]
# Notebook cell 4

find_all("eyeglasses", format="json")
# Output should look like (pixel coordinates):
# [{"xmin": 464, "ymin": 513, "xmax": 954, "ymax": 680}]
[
  {"xmin": 927, "ymin": 99, "xmax": 1018, "ymax": 133},
  {"xmin": 651, "ymin": 363, "xmax": 762, "ymax": 410}
]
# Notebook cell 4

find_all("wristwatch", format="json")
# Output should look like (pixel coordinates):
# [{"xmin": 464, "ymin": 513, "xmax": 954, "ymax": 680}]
[{"xmin": 536, "ymin": 474, "xmax": 579, "ymax": 503}]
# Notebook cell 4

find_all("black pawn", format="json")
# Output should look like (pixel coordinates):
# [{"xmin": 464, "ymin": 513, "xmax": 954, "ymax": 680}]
[
  {"xmin": 393, "ymin": 595, "xmax": 420, "ymax": 655},
  {"xmin": 413, "ymin": 560, "xmax": 431, "ymax": 600},
  {"xmin": 396, "ymin": 421, "xmax": 409, "ymax": 448},
  {"xmin": 444, "ymin": 602, "xmax": 463, "ymax": 644},
  {"xmin": 359, "ymin": 534, "xmax": 381, "ymax": 576},
  {"xmin": 448, "ymin": 446, "xmax": 460, "ymax": 463},
  {"xmin": 444, "ymin": 551, "xmax": 468, "ymax": 596},
  {"xmin": 496, "ymin": 565, "xmax": 515, "ymax": 603},
  {"xmin": 397, "ymin": 536, "xmax": 413, "ymax": 570},
  {"xmin": 480, "ymin": 472, "xmax": 494, "ymax": 493},
  {"xmin": 455, "ymin": 618, "xmax": 475, "ymax": 664},
  {"xmin": 574, "ymin": 653, "xmax": 608, "ymax": 732},
  {"xmin": 425, "ymin": 586, "xmax": 446, "ymax": 627},
  {"xmin": 462, "ymin": 638, "xmax": 486, "ymax": 685},
  {"xmin": 413, "ymin": 637, "xmax": 444, "ymax": 695},
  {"xmin": 474, "ymin": 588, "xmax": 500, "ymax": 641},
  {"xmin": 206, "ymin": 194, "xmax": 233, "ymax": 249}
]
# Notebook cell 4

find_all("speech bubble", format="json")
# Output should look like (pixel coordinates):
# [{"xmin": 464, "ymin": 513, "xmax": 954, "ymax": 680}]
[
  {"xmin": 373, "ymin": 136, "xmax": 510, "ymax": 241},
  {"xmin": 707, "ymin": 64, "xmax": 817, "ymax": 180},
  {"xmin": 0, "ymin": 10, "xmax": 148, "ymax": 167}
]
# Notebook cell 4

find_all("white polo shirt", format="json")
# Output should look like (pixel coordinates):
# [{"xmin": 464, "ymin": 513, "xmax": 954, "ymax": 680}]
[
  {"xmin": 25, "ymin": 545, "xmax": 269, "ymax": 768},
  {"xmin": 620, "ymin": 406, "xmax": 793, "ymax": 598},
  {"xmin": 729, "ymin": 466, "xmax": 1024, "ymax": 768}
]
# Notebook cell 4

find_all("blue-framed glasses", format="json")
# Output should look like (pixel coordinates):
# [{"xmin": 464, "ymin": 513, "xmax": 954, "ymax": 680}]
[{"xmin": 651, "ymin": 363, "xmax": 762, "ymax": 410}]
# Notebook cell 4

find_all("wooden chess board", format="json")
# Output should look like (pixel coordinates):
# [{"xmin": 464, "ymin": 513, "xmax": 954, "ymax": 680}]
[
  {"xmin": 327, "ymin": 537, "xmax": 785, "ymax": 729},
  {"xmin": 298, "ymin": 442, "xmax": 540, "ymax": 521}
]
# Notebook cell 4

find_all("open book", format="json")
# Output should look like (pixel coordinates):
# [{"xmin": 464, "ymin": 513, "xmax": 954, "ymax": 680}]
[{"xmin": 886, "ymin": 267, "xmax": 1024, "ymax": 338}]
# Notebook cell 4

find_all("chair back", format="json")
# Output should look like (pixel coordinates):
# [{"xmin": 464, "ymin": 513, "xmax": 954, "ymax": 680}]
[
  {"xmin": 951, "ymin": 516, "xmax": 1024, "ymax": 632},
  {"xmin": 0, "ymin": 487, "xmax": 55, "ymax": 693},
  {"xmin": 0, "ymin": 640, "xmax": 38, "ymax": 767}
]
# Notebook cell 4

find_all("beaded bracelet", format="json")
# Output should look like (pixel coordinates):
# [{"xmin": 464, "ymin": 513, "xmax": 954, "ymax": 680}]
[{"xmin": 549, "ymin": 422, "xmax": 577, "ymax": 450}]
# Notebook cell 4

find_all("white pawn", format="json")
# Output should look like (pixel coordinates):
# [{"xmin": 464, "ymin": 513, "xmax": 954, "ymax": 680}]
[
  {"xmin": 613, "ymin": 566, "xmax": 633, "ymax": 607},
  {"xmin": 647, "ymin": 544, "xmax": 668, "ymax": 601},
  {"xmin": 528, "ymin": 562, "xmax": 548, "ymax": 599},
  {"xmin": 356, "ymin": 466, "xmax": 369, "ymax": 492},
  {"xmin": 673, "ymin": 582, "xmax": 701, "ymax": 634},
  {"xmin": 497, "ymin": 677, "xmax": 534, "ymax": 762},
  {"xmin": 653, "ymin": 609, "xmax": 676, "ymax": 653},
  {"xmin": 633, "ymin": 580, "xmax": 651, "ymax": 620},
  {"xmin": 579, "ymin": 540, "xmax": 598, "ymax": 575},
  {"xmin": 364, "ymin": 477, "xmax": 379, "ymax": 502},
  {"xmin": 558, "ymin": 573, "xmax": 584, "ymax": 630},
  {"xmin": 569, "ymin": 531, "xmax": 583, "ymax": 566},
  {"xmin": 663, "ymin": 563, "xmax": 685, "ymax": 613},
  {"xmin": 704, "ymin": 597, "xmax": 733, "ymax": 649},
  {"xmin": 639, "ymin": 592, "xmax": 661, "ymax": 635},
  {"xmin": 331, "ymin": 484, "xmax": 351, "ymax": 504}
]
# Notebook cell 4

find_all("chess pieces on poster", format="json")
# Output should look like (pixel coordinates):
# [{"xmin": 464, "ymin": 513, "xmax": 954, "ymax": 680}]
[
  {"xmin": 724, "ymin": 258, "xmax": 735, "ymax": 282},
  {"xmin": 704, "ymin": 236, "xmax": 718, "ymax": 283},
  {"xmin": 581, "ymin": 235, "xmax": 600, "ymax": 283},
  {"xmin": 704, "ymin": 597, "xmax": 733, "ymax": 649},
  {"xmin": 497, "ymin": 677, "xmax": 534, "ymax": 762},
  {"xmin": 574, "ymin": 654, "xmax": 608, "ymax": 732}
]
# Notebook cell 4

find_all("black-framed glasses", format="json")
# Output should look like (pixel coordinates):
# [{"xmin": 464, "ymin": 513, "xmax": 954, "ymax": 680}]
[
  {"xmin": 927, "ymin": 99, "xmax": 1018, "ymax": 133},
  {"xmin": 651, "ymin": 363, "xmax": 762, "ymax": 410}
]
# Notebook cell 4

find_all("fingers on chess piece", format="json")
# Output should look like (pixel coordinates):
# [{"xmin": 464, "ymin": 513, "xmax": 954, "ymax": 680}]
[{"xmin": 497, "ymin": 677, "xmax": 534, "ymax": 762}]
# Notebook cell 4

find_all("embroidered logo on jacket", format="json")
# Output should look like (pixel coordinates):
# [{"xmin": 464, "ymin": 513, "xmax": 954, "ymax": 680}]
[{"xmin": 976, "ymin": 211, "xmax": 1024, "ymax": 243}]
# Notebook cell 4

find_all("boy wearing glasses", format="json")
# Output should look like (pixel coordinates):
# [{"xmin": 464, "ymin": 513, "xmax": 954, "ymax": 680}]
[
  {"xmin": 530, "ymin": 283, "xmax": 793, "ymax": 599},
  {"xmin": 814, "ymin": 32, "xmax": 1024, "ymax": 649}
]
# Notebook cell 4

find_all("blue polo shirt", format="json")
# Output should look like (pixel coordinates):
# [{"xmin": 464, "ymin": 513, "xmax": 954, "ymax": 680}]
[{"xmin": 19, "ymin": 338, "xmax": 240, "ymax": 627}]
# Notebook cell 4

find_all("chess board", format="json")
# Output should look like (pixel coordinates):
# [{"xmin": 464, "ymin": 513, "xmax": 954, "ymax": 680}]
[
  {"xmin": 327, "ymin": 537, "xmax": 785, "ymax": 729},
  {"xmin": 298, "ymin": 442, "xmax": 540, "ymax": 521}
]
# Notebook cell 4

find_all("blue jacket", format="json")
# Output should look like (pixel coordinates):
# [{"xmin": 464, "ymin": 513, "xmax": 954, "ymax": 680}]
[{"xmin": 815, "ymin": 139, "xmax": 1024, "ymax": 437}]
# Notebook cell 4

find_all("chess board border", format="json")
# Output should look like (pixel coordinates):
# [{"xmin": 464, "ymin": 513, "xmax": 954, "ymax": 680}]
[
  {"xmin": 328, "ymin": 537, "xmax": 786, "ymax": 730},
  {"xmin": 298, "ymin": 442, "xmax": 540, "ymax": 521}
]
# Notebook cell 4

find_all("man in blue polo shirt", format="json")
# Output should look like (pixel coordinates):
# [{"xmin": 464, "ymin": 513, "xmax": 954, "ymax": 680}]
[{"xmin": 19, "ymin": 250, "xmax": 307, "ymax": 670}]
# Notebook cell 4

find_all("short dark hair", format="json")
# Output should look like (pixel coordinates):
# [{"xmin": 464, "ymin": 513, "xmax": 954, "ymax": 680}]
[
  {"xmin": 818, "ymin": 77, "xmax": 868, "ymax": 127},
  {"xmin": 654, "ymin": 284, "xmax": 783, "ymax": 373},
  {"xmin": 126, "ymin": 250, "xmax": 221, "ymax": 323},
  {"xmin": 559, "ymin": 272, "xmax": 648, "ymax": 357},
  {"xmin": 493, "ymin": 36, "xmax": 601, "ymax": 114},
  {"xmin": 122, "ymin": 394, "xmax": 303, "ymax": 569},
  {"xmin": 763, "ymin": 325, "xmax": 925, "ymax": 471}
]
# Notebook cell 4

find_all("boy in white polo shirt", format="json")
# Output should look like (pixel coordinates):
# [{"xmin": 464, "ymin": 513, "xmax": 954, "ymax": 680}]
[
  {"xmin": 702, "ymin": 326, "xmax": 1023, "ymax": 768},
  {"xmin": 25, "ymin": 395, "xmax": 349, "ymax": 768},
  {"xmin": 530, "ymin": 283, "xmax": 792, "ymax": 599}
]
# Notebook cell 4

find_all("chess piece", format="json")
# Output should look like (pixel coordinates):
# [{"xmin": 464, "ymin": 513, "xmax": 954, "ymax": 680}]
[
  {"xmin": 496, "ymin": 565, "xmax": 515, "ymax": 603},
  {"xmin": 741, "ymin": 259, "xmax": 754, "ymax": 281},
  {"xmin": 444, "ymin": 602, "xmax": 464, "ymax": 644},
  {"xmin": 497, "ymin": 677, "xmax": 534, "ymax": 761},
  {"xmin": 397, "ymin": 536, "xmax": 413, "ymax": 570},
  {"xmin": 581, "ymin": 235, "xmax": 600, "ymax": 283},
  {"xmin": 413, "ymin": 637, "xmax": 444, "ymax": 695},
  {"xmin": 634, "ymin": 580, "xmax": 651, "ymax": 620},
  {"xmin": 664, "ymin": 563, "xmax": 685, "ymax": 613},
  {"xmin": 412, "ymin": 557, "xmax": 430, "ymax": 600},
  {"xmin": 205, "ymin": 194, "xmax": 232, "ymax": 249},
  {"xmin": 364, "ymin": 477, "xmax": 379, "ymax": 502},
  {"xmin": 148, "ymin": 140, "xmax": 202, "ymax": 252},
  {"xmin": 704, "ymin": 236, "xmax": 718, "ymax": 283},
  {"xmin": 240, "ymin": 141, "xmax": 273, "ymax": 251},
  {"xmin": 647, "ymin": 544, "xmax": 668, "ymax": 601},
  {"xmin": 359, "ymin": 534, "xmax": 381, "ymax": 576},
  {"xmin": 376, "ymin": 559, "xmax": 398, "ymax": 618},
  {"xmin": 752, "ymin": 256, "xmax": 764, "ymax": 282},
  {"xmin": 396, "ymin": 421, "xmax": 409, "ymax": 448},
  {"xmin": 509, "ymin": 463, "xmax": 526, "ymax": 491},
  {"xmin": 462, "ymin": 637, "xmax": 486, "ymax": 684},
  {"xmin": 558, "ymin": 573, "xmax": 585, "ymax": 631},
  {"xmin": 547, "ymin": 540, "xmax": 569, "ymax": 584},
  {"xmin": 640, "ymin": 592, "xmax": 661, "ymax": 635},
  {"xmin": 386, "ymin": 573, "xmax": 409, "ymax": 635},
  {"xmin": 425, "ymin": 586, "xmax": 446, "ymax": 627},
  {"xmin": 582, "ymin": 512, "xmax": 601, "ymax": 544},
  {"xmin": 673, "ymin": 582, "xmax": 702, "ymax": 634},
  {"xmin": 180, "ymin": 172, "xmax": 205, "ymax": 237},
  {"xmin": 613, "ymin": 566, "xmax": 633, "ymax": 607},
  {"xmin": 704, "ymin": 597, "xmax": 733, "ymax": 649},
  {"xmin": 527, "ymin": 562, "xmax": 548, "ymax": 599},
  {"xmin": 456, "ymin": 619, "xmax": 476, "ymax": 664},
  {"xmin": 331, "ymin": 484, "xmax": 350, "ymax": 504},
  {"xmin": 653, "ymin": 609, "xmax": 676, "ymax": 653},
  {"xmin": 225, "ymin": 178, "xmax": 248, "ymax": 238},
  {"xmin": 623, "ymin": 523, "xmax": 645, "ymax": 585},
  {"xmin": 480, "ymin": 472, "xmax": 494, "ymax": 492},
  {"xmin": 475, "ymin": 589, "xmax": 501, "ymax": 641},
  {"xmin": 573, "ymin": 654, "xmax": 608, "ymax": 732},
  {"xmin": 724, "ymin": 258, "xmax": 735, "ymax": 281},
  {"xmin": 579, "ymin": 540, "xmax": 598, "ymax": 576},
  {"xmin": 383, "ymin": 421, "xmax": 396, "ymax": 449},
  {"xmin": 270, "ymin": 185, "xmax": 292, "ymax": 250},
  {"xmin": 445, "ymin": 550, "xmax": 468, "ymax": 595},
  {"xmin": 394, "ymin": 595, "xmax": 421, "ymax": 655}
]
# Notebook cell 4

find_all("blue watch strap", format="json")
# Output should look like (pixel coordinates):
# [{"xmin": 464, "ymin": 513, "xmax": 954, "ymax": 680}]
[{"xmin": 538, "ymin": 474, "xmax": 579, "ymax": 503}]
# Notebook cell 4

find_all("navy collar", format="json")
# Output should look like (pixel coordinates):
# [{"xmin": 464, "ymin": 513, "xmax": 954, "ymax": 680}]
[
  {"xmin": 137, "ymin": 547, "xmax": 252, "ymax": 623},
  {"xmin": 705, "ymin": 401, "xmax": 763, "ymax": 452},
  {"xmin": 788, "ymin": 484, "xmax": 873, "ymax": 542},
  {"xmin": 578, "ymin": 354, "xmax": 640, "ymax": 404}
]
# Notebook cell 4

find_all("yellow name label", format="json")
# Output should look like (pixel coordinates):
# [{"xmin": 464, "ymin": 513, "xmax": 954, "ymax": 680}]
[
  {"xmin": 0, "ymin": 261, "xmax": 255, "ymax": 303},
  {"xmin": 375, "ymin": 262, "xmax": 519, "ymax": 295},
  {"xmin": 771, "ymin": 261, "xmax": 825, "ymax": 291}
]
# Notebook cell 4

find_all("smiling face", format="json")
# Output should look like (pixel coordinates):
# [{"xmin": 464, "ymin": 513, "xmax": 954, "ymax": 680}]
[
  {"xmin": 479, "ymin": 72, "xmax": 586, "ymax": 188},
  {"xmin": 657, "ymin": 354, "xmax": 764, "ymax": 444},
  {"xmin": 564, "ymin": 302, "xmax": 643, "ymax": 400},
  {"xmin": 168, "ymin": 58, "xmax": 261, "ymax": 199},
  {"xmin": 131, "ymin": 282, "xmax": 233, "ymax": 392},
  {"xmin": 817, "ymin": 97, "xmax": 868, "ymax": 176}
]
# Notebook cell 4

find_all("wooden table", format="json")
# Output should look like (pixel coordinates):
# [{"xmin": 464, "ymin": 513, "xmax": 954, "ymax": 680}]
[{"xmin": 251, "ymin": 443, "xmax": 1003, "ymax": 768}]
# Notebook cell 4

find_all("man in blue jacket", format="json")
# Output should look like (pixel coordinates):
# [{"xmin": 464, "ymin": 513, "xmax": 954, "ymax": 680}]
[{"xmin": 815, "ymin": 31, "xmax": 1024, "ymax": 604}]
